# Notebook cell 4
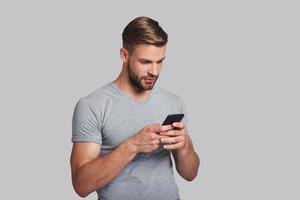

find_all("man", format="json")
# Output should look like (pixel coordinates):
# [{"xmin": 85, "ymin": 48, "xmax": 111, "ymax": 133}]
[{"xmin": 70, "ymin": 16, "xmax": 200, "ymax": 200}]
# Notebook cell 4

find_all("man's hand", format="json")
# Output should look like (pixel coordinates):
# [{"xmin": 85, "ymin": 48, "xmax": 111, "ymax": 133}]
[
  {"xmin": 128, "ymin": 123, "xmax": 163, "ymax": 153},
  {"xmin": 159, "ymin": 122, "xmax": 188, "ymax": 150},
  {"xmin": 159, "ymin": 122, "xmax": 200, "ymax": 181}
]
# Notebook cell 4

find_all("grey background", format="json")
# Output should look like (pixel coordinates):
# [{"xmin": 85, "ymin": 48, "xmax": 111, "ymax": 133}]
[{"xmin": 0, "ymin": 0, "xmax": 299, "ymax": 199}]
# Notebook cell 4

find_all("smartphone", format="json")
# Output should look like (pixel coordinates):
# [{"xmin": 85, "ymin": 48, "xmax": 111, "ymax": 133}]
[{"xmin": 162, "ymin": 114, "xmax": 184, "ymax": 126}]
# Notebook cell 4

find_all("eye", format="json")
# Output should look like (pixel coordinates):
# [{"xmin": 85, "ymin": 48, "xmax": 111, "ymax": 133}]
[{"xmin": 139, "ymin": 59, "xmax": 150, "ymax": 64}]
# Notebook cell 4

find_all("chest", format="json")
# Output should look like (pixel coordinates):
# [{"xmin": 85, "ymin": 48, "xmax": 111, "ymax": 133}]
[{"xmin": 100, "ymin": 99, "xmax": 180, "ymax": 147}]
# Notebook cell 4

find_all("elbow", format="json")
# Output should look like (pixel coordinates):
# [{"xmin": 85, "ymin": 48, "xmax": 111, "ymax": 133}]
[
  {"xmin": 73, "ymin": 181, "xmax": 91, "ymax": 198},
  {"xmin": 185, "ymin": 178, "xmax": 194, "ymax": 182},
  {"xmin": 73, "ymin": 178, "xmax": 105, "ymax": 198},
  {"xmin": 74, "ymin": 186, "xmax": 89, "ymax": 198},
  {"xmin": 185, "ymin": 176, "xmax": 195, "ymax": 182},
  {"xmin": 77, "ymin": 192, "xmax": 88, "ymax": 198},
  {"xmin": 183, "ymin": 172, "xmax": 198, "ymax": 182},
  {"xmin": 77, "ymin": 192, "xmax": 89, "ymax": 198},
  {"xmin": 177, "ymin": 167, "xmax": 199, "ymax": 182},
  {"xmin": 181, "ymin": 158, "xmax": 200, "ymax": 182}
]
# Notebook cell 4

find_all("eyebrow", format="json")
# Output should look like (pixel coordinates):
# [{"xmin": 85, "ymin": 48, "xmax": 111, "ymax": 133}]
[{"xmin": 139, "ymin": 57, "xmax": 166, "ymax": 63}]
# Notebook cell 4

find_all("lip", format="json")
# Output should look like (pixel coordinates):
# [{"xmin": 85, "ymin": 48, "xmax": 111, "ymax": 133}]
[
  {"xmin": 144, "ymin": 79, "xmax": 155, "ymax": 85},
  {"xmin": 145, "ymin": 79, "xmax": 155, "ymax": 82}
]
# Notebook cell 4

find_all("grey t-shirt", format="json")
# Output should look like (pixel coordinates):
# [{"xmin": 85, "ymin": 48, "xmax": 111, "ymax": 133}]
[{"xmin": 72, "ymin": 82, "xmax": 188, "ymax": 200}]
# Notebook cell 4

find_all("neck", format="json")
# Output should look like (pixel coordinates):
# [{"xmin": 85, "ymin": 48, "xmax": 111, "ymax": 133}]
[{"xmin": 113, "ymin": 68, "xmax": 152, "ymax": 101}]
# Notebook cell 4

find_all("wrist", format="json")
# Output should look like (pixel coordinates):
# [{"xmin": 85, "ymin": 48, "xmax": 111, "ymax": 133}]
[
  {"xmin": 173, "ymin": 140, "xmax": 191, "ymax": 155},
  {"xmin": 123, "ymin": 137, "xmax": 139, "ymax": 156}
]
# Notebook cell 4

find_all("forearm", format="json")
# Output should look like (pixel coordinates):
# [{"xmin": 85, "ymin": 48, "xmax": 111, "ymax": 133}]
[
  {"xmin": 172, "ymin": 136, "xmax": 200, "ymax": 181},
  {"xmin": 74, "ymin": 139, "xmax": 137, "ymax": 197}
]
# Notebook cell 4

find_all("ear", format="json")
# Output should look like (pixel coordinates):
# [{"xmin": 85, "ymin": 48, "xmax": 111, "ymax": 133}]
[{"xmin": 120, "ymin": 48, "xmax": 129, "ymax": 63}]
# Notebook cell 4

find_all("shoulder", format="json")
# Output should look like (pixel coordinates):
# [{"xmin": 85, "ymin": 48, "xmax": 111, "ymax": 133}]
[{"xmin": 75, "ymin": 82, "xmax": 122, "ymax": 110}]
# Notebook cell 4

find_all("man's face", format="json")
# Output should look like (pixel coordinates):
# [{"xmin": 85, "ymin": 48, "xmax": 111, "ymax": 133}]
[{"xmin": 125, "ymin": 44, "xmax": 166, "ymax": 91}]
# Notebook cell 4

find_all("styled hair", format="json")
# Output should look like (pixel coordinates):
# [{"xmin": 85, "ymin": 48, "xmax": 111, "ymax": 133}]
[{"xmin": 122, "ymin": 16, "xmax": 168, "ymax": 53}]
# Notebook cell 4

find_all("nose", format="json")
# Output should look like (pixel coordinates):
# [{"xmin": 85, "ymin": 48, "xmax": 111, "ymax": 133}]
[{"xmin": 148, "ymin": 64, "xmax": 160, "ymax": 77}]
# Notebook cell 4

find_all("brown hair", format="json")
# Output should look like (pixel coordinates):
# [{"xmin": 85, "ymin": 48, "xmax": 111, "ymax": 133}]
[{"xmin": 122, "ymin": 16, "xmax": 168, "ymax": 53}]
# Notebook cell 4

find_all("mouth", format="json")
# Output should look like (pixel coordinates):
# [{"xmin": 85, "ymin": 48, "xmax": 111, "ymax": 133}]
[{"xmin": 144, "ymin": 78, "xmax": 156, "ymax": 84}]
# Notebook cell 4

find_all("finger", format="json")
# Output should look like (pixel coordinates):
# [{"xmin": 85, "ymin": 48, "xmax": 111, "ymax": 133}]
[
  {"xmin": 151, "ymin": 139, "xmax": 161, "ymax": 145},
  {"xmin": 143, "ymin": 144, "xmax": 160, "ymax": 152},
  {"xmin": 159, "ymin": 130, "xmax": 178, "ymax": 137},
  {"xmin": 163, "ymin": 141, "xmax": 185, "ymax": 150},
  {"xmin": 160, "ymin": 124, "xmax": 173, "ymax": 132},
  {"xmin": 172, "ymin": 122, "xmax": 184, "ymax": 129},
  {"xmin": 149, "ymin": 123, "xmax": 162, "ymax": 132},
  {"xmin": 160, "ymin": 136, "xmax": 184, "ymax": 144},
  {"xmin": 159, "ymin": 136, "xmax": 168, "ymax": 144},
  {"xmin": 150, "ymin": 132, "xmax": 163, "ymax": 140}
]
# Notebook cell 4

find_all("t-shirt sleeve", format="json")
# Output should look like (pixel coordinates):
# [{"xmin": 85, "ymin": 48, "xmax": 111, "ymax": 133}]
[{"xmin": 71, "ymin": 97, "xmax": 102, "ymax": 144}]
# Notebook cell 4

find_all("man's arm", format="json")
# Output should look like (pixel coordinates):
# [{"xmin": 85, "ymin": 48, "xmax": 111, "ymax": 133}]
[
  {"xmin": 70, "ymin": 124, "xmax": 162, "ymax": 197},
  {"xmin": 70, "ymin": 140, "xmax": 136, "ymax": 197},
  {"xmin": 171, "ymin": 135, "xmax": 200, "ymax": 181},
  {"xmin": 160, "ymin": 123, "xmax": 200, "ymax": 181}
]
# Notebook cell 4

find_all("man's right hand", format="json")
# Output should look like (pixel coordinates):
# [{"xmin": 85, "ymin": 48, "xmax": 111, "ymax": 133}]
[{"xmin": 128, "ymin": 123, "xmax": 163, "ymax": 153}]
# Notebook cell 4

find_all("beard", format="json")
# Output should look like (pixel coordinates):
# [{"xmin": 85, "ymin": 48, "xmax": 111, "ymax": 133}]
[{"xmin": 127, "ymin": 63, "xmax": 159, "ymax": 91}]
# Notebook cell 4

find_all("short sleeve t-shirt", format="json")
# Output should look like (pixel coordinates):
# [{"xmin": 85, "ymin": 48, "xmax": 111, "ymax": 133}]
[{"xmin": 72, "ymin": 82, "xmax": 189, "ymax": 200}]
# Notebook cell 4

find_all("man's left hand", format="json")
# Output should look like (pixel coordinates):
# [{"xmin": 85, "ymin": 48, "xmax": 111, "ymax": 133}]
[{"xmin": 159, "ymin": 122, "xmax": 188, "ymax": 150}]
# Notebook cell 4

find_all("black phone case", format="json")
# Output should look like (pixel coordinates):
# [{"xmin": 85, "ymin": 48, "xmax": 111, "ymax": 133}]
[{"xmin": 162, "ymin": 114, "xmax": 184, "ymax": 125}]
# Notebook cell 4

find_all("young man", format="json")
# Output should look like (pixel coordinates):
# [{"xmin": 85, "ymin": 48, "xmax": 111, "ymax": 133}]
[{"xmin": 70, "ymin": 16, "xmax": 200, "ymax": 200}]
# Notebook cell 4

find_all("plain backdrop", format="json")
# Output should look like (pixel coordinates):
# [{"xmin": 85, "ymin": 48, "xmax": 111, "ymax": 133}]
[{"xmin": 0, "ymin": 0, "xmax": 299, "ymax": 199}]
